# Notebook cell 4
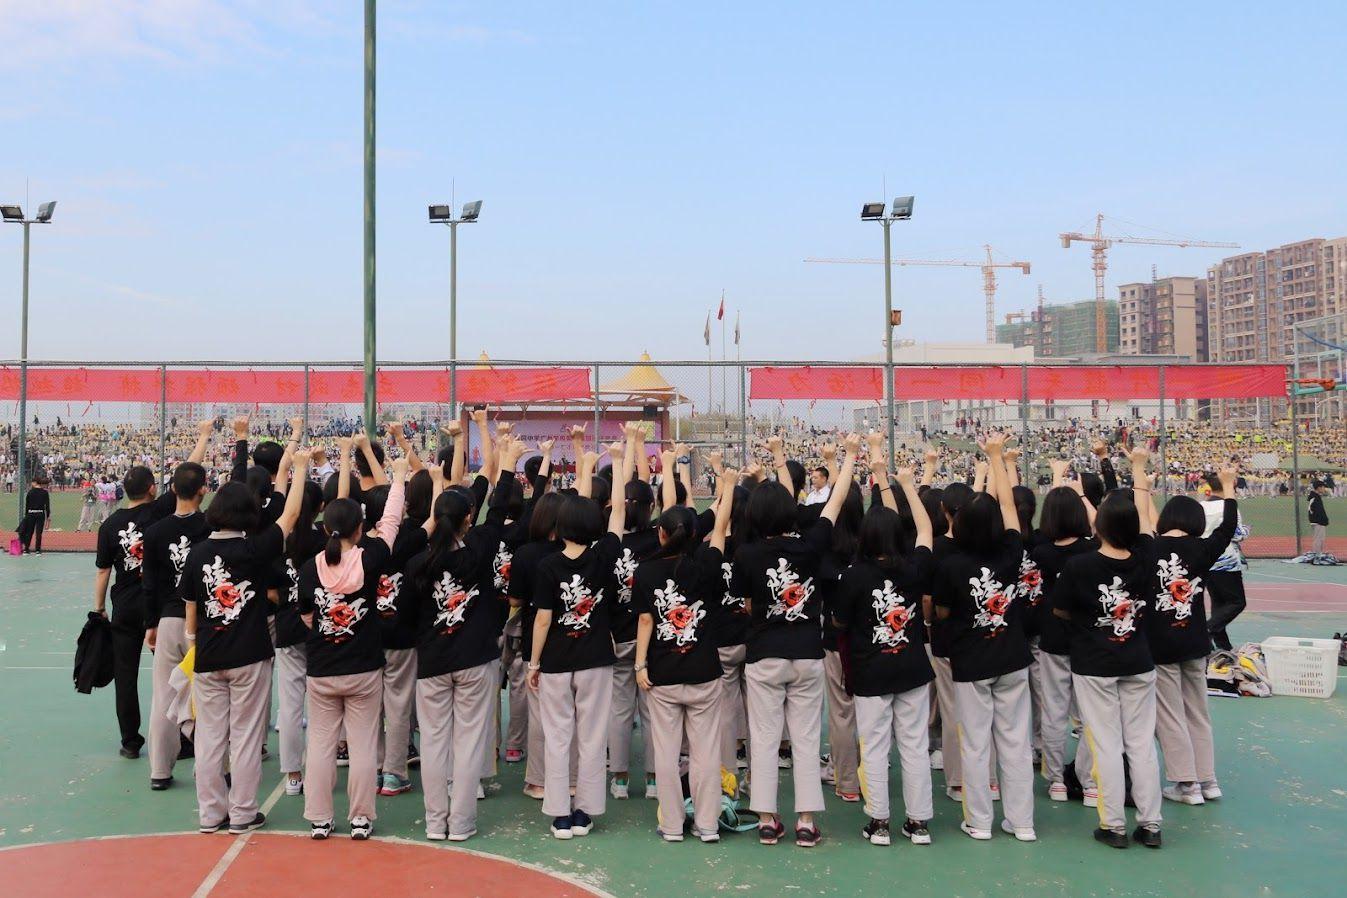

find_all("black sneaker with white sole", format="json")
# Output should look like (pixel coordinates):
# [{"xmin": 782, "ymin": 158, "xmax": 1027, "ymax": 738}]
[
  {"xmin": 199, "ymin": 819, "xmax": 229, "ymax": 834},
  {"xmin": 861, "ymin": 818, "xmax": 891, "ymax": 846},
  {"xmin": 350, "ymin": 816, "xmax": 373, "ymax": 840},
  {"xmin": 901, "ymin": 819, "xmax": 932, "ymax": 845},
  {"xmin": 228, "ymin": 813, "xmax": 265, "ymax": 835},
  {"xmin": 310, "ymin": 820, "xmax": 333, "ymax": 840},
  {"xmin": 150, "ymin": 776, "xmax": 173, "ymax": 791}
]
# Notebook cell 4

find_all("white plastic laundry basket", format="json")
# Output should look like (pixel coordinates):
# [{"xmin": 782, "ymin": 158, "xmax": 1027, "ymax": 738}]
[{"xmin": 1261, "ymin": 637, "xmax": 1341, "ymax": 698}]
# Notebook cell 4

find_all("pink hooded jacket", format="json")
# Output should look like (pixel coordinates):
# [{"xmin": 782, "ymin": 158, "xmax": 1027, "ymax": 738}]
[{"xmin": 317, "ymin": 478, "xmax": 405, "ymax": 593}]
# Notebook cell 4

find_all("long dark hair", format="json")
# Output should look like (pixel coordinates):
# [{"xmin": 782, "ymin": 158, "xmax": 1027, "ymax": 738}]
[
  {"xmin": 322, "ymin": 498, "xmax": 364, "ymax": 565},
  {"xmin": 646, "ymin": 506, "xmax": 700, "ymax": 563},
  {"xmin": 1012, "ymin": 484, "xmax": 1037, "ymax": 536},
  {"xmin": 412, "ymin": 490, "xmax": 475, "ymax": 595},
  {"xmin": 858, "ymin": 505, "xmax": 905, "ymax": 566},
  {"xmin": 404, "ymin": 470, "xmax": 434, "ymax": 527},
  {"xmin": 745, "ymin": 481, "xmax": 797, "ymax": 541},
  {"xmin": 952, "ymin": 492, "xmax": 1004, "ymax": 556},
  {"xmin": 286, "ymin": 480, "xmax": 325, "ymax": 565},
  {"xmin": 625, "ymin": 479, "xmax": 655, "ymax": 530},
  {"xmin": 830, "ymin": 481, "xmax": 864, "ymax": 563},
  {"xmin": 529, "ymin": 492, "xmax": 564, "ymax": 543}
]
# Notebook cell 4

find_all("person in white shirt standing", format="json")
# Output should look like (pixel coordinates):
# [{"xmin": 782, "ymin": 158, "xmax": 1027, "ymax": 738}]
[{"xmin": 1200, "ymin": 472, "xmax": 1249, "ymax": 652}]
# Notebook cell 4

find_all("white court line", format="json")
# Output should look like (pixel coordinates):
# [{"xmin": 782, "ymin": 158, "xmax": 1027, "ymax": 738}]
[
  {"xmin": 1250, "ymin": 571, "xmax": 1347, "ymax": 584},
  {"xmin": 189, "ymin": 778, "xmax": 286, "ymax": 898}
]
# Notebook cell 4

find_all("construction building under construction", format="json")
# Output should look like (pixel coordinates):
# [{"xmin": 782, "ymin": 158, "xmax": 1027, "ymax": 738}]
[{"xmin": 996, "ymin": 299, "xmax": 1119, "ymax": 357}]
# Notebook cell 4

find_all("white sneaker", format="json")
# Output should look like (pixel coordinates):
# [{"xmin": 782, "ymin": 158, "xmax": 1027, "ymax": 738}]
[
  {"xmin": 990, "ymin": 782, "xmax": 1001, "ymax": 802},
  {"xmin": 476, "ymin": 783, "xmax": 485, "ymax": 800},
  {"xmin": 285, "ymin": 776, "xmax": 304, "ymax": 797},
  {"xmin": 819, "ymin": 754, "xmax": 836, "ymax": 785},
  {"xmin": 610, "ymin": 778, "xmax": 630, "ymax": 800},
  {"xmin": 645, "ymin": 776, "xmax": 657, "ymax": 800},
  {"xmin": 426, "ymin": 829, "xmax": 447, "ymax": 841},
  {"xmin": 1163, "ymin": 783, "xmax": 1204, "ymax": 806},
  {"xmin": 660, "ymin": 830, "xmax": 684, "ymax": 843},
  {"xmin": 1082, "ymin": 788, "xmax": 1098, "ymax": 808},
  {"xmin": 929, "ymin": 749, "xmax": 944, "ymax": 771},
  {"xmin": 350, "ymin": 816, "xmax": 373, "ymax": 841},
  {"xmin": 693, "ymin": 827, "xmax": 720, "ymax": 843},
  {"xmin": 960, "ymin": 821, "xmax": 992, "ymax": 841},
  {"xmin": 447, "ymin": 829, "xmax": 476, "ymax": 842},
  {"xmin": 1200, "ymin": 780, "xmax": 1223, "ymax": 800},
  {"xmin": 1000, "ymin": 819, "xmax": 1037, "ymax": 842},
  {"xmin": 1048, "ymin": 782, "xmax": 1068, "ymax": 802},
  {"xmin": 945, "ymin": 785, "xmax": 963, "ymax": 802}
]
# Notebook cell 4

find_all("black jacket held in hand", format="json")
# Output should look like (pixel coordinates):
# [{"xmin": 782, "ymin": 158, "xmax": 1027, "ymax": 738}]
[{"xmin": 74, "ymin": 612, "xmax": 115, "ymax": 693}]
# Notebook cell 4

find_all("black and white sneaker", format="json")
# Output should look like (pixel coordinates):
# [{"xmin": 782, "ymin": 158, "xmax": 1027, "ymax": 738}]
[
  {"xmin": 735, "ymin": 746, "xmax": 748, "ymax": 770},
  {"xmin": 407, "ymin": 742, "xmax": 421, "ymax": 768},
  {"xmin": 311, "ymin": 819, "xmax": 333, "ymax": 840},
  {"xmin": 150, "ymin": 777, "xmax": 173, "ymax": 791},
  {"xmin": 861, "ymin": 818, "xmax": 891, "ymax": 846},
  {"xmin": 199, "ymin": 818, "xmax": 228, "ymax": 834},
  {"xmin": 350, "ymin": 816, "xmax": 373, "ymax": 841},
  {"xmin": 777, "ymin": 747, "xmax": 793, "ymax": 769},
  {"xmin": 228, "ymin": 813, "xmax": 265, "ymax": 835},
  {"xmin": 902, "ymin": 819, "xmax": 932, "ymax": 845},
  {"xmin": 570, "ymin": 810, "xmax": 593, "ymax": 836},
  {"xmin": 336, "ymin": 744, "xmax": 349, "ymax": 768}
]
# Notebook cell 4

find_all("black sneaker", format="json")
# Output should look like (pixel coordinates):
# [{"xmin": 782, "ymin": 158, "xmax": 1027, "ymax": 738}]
[
  {"xmin": 350, "ymin": 816, "xmax": 373, "ymax": 841},
  {"xmin": 229, "ymin": 813, "xmax": 266, "ymax": 835},
  {"xmin": 1094, "ymin": 827, "xmax": 1129, "ymax": 849},
  {"xmin": 777, "ymin": 747, "xmax": 793, "ymax": 769},
  {"xmin": 901, "ymin": 818, "xmax": 932, "ymax": 845},
  {"xmin": 178, "ymin": 737, "xmax": 195, "ymax": 760},
  {"xmin": 310, "ymin": 819, "xmax": 333, "ymax": 840},
  {"xmin": 119, "ymin": 745, "xmax": 141, "ymax": 760},
  {"xmin": 1132, "ymin": 824, "xmax": 1162, "ymax": 849},
  {"xmin": 407, "ymin": 742, "xmax": 421, "ymax": 768},
  {"xmin": 758, "ymin": 819, "xmax": 786, "ymax": 845},
  {"xmin": 336, "ymin": 744, "xmax": 349, "ymax": 768},
  {"xmin": 199, "ymin": 818, "xmax": 229, "ymax": 834},
  {"xmin": 150, "ymin": 776, "xmax": 173, "ymax": 791},
  {"xmin": 735, "ymin": 745, "xmax": 748, "ymax": 769},
  {"xmin": 861, "ymin": 818, "xmax": 891, "ymax": 846},
  {"xmin": 570, "ymin": 810, "xmax": 593, "ymax": 836},
  {"xmin": 794, "ymin": 824, "xmax": 822, "ymax": 848}
]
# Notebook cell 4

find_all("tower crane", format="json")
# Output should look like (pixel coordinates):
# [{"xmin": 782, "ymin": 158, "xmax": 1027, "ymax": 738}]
[
  {"xmin": 805, "ymin": 245, "xmax": 1031, "ymax": 343},
  {"xmin": 1060, "ymin": 213, "xmax": 1239, "ymax": 352}
]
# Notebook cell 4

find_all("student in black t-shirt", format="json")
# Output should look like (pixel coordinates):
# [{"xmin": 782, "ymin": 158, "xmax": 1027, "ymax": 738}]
[
  {"xmin": 1029, "ymin": 467, "xmax": 1097, "ymax": 804},
  {"xmin": 1052, "ymin": 448, "xmax": 1163, "ymax": 850},
  {"xmin": 527, "ymin": 440, "xmax": 629, "ymax": 841},
  {"xmin": 17, "ymin": 473, "xmax": 50, "ymax": 553},
  {"xmin": 733, "ymin": 433, "xmax": 857, "ymax": 848},
  {"xmin": 297, "ymin": 455, "xmax": 412, "ymax": 841},
  {"xmin": 184, "ymin": 449, "xmax": 309, "ymax": 836},
  {"xmin": 95, "ymin": 421, "xmax": 212, "ymax": 759},
  {"xmin": 634, "ymin": 464, "xmax": 738, "ymax": 843},
  {"xmin": 834, "ymin": 456, "xmax": 936, "ymax": 847},
  {"xmin": 933, "ymin": 434, "xmax": 1035, "ymax": 842},
  {"xmin": 1148, "ymin": 467, "xmax": 1238, "ymax": 808},
  {"xmin": 402, "ymin": 441, "xmax": 518, "ymax": 842},
  {"xmin": 141, "ymin": 458, "xmax": 211, "ymax": 791}
]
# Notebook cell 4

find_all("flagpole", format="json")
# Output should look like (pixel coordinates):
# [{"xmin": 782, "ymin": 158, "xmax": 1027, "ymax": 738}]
[
  {"xmin": 721, "ymin": 309, "xmax": 727, "ymax": 418},
  {"xmin": 705, "ymin": 310, "xmax": 712, "ymax": 424}
]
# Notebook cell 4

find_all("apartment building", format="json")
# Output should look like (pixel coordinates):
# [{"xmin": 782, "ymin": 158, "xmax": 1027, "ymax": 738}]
[{"xmin": 1117, "ymin": 276, "xmax": 1206, "ymax": 360}]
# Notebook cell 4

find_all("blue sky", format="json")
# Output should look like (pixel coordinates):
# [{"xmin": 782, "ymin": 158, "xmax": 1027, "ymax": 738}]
[{"xmin": 3, "ymin": 1, "xmax": 1344, "ymax": 364}]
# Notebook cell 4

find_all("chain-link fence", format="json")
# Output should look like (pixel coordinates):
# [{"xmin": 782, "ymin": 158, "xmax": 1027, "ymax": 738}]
[{"xmin": 3, "ymin": 358, "xmax": 1342, "ymax": 557}]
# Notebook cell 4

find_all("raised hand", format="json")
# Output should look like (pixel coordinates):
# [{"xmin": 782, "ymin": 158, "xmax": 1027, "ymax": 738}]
[
  {"xmin": 767, "ymin": 435, "xmax": 783, "ymax": 454},
  {"xmin": 444, "ymin": 421, "xmax": 463, "ymax": 439},
  {"xmin": 197, "ymin": 419, "xmax": 215, "ymax": 438},
  {"xmin": 353, "ymin": 431, "xmax": 370, "ymax": 451},
  {"xmin": 843, "ymin": 432, "xmax": 862, "ymax": 455},
  {"xmin": 896, "ymin": 466, "xmax": 916, "ymax": 487},
  {"xmin": 232, "ymin": 415, "xmax": 250, "ymax": 438},
  {"xmin": 570, "ymin": 423, "xmax": 587, "ymax": 440},
  {"xmin": 289, "ymin": 416, "xmax": 304, "ymax": 437},
  {"xmin": 1091, "ymin": 438, "xmax": 1108, "ymax": 458},
  {"xmin": 1218, "ymin": 465, "xmax": 1238, "ymax": 493},
  {"xmin": 496, "ymin": 421, "xmax": 513, "ymax": 437},
  {"xmin": 607, "ymin": 441, "xmax": 626, "ymax": 462},
  {"xmin": 387, "ymin": 421, "xmax": 404, "ymax": 440},
  {"xmin": 391, "ymin": 456, "xmax": 411, "ymax": 480},
  {"xmin": 1129, "ymin": 446, "xmax": 1150, "ymax": 467},
  {"xmin": 337, "ymin": 436, "xmax": 353, "ymax": 455},
  {"xmin": 1050, "ymin": 458, "xmax": 1070, "ymax": 480},
  {"xmin": 538, "ymin": 439, "xmax": 555, "ymax": 455},
  {"xmin": 471, "ymin": 408, "xmax": 488, "ymax": 427},
  {"xmin": 820, "ymin": 442, "xmax": 837, "ymax": 461}
]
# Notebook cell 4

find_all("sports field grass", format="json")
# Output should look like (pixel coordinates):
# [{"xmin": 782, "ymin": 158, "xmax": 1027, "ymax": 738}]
[{"xmin": 1, "ymin": 555, "xmax": 1343, "ymax": 897}]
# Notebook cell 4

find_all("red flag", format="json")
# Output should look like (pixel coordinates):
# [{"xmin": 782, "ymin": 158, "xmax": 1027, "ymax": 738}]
[{"xmin": 717, "ymin": 293, "xmax": 725, "ymax": 320}]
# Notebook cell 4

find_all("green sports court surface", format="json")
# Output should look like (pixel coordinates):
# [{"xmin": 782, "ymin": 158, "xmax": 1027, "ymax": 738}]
[{"xmin": 1, "ymin": 555, "xmax": 1343, "ymax": 897}]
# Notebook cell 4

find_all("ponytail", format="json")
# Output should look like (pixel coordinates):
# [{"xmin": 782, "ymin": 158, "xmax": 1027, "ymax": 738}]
[
  {"xmin": 320, "ymin": 497, "xmax": 365, "ymax": 565},
  {"xmin": 325, "ymin": 532, "xmax": 343, "ymax": 566},
  {"xmin": 647, "ymin": 506, "xmax": 699, "ymax": 563},
  {"xmin": 412, "ymin": 490, "xmax": 474, "ymax": 595}
]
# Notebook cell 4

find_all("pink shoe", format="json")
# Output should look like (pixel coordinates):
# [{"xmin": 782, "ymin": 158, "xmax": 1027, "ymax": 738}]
[{"xmin": 505, "ymin": 749, "xmax": 524, "ymax": 764}]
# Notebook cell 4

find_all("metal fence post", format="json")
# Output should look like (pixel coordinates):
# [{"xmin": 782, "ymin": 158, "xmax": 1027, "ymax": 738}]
[
  {"xmin": 1019, "ymin": 364, "xmax": 1030, "ymax": 485},
  {"xmin": 159, "ymin": 364, "xmax": 168, "ymax": 483},
  {"xmin": 1157, "ymin": 366, "xmax": 1168, "ymax": 499},
  {"xmin": 740, "ymin": 362, "xmax": 749, "ymax": 467},
  {"xmin": 1291, "ymin": 364, "xmax": 1302, "ymax": 556},
  {"xmin": 592, "ymin": 364, "xmax": 601, "ymax": 453}
]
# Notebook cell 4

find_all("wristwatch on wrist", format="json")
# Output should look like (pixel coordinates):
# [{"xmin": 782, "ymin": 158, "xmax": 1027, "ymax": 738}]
[
  {"xmin": 676, "ymin": 455, "xmax": 690, "ymax": 466},
  {"xmin": 634, "ymin": 663, "xmax": 648, "ymax": 673}
]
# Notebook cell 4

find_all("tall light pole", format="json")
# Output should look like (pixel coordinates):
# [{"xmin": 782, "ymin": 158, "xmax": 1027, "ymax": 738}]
[
  {"xmin": 861, "ymin": 196, "xmax": 914, "ymax": 468},
  {"xmin": 362, "ymin": 0, "xmax": 377, "ymax": 437},
  {"xmin": 3, "ymin": 201, "xmax": 55, "ymax": 518},
  {"xmin": 428, "ymin": 200, "xmax": 482, "ymax": 418}
]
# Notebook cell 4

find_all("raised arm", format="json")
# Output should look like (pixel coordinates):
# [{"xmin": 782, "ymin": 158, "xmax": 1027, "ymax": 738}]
[
  {"xmin": 230, "ymin": 415, "xmax": 250, "ymax": 483},
  {"xmin": 820, "ymin": 433, "xmax": 859, "ymax": 524},
  {"xmin": 769, "ymin": 435, "xmax": 792, "ymax": 496},
  {"xmin": 471, "ymin": 409, "xmax": 495, "ymax": 481},
  {"xmin": 660, "ymin": 448, "xmax": 678, "ymax": 512},
  {"xmin": 711, "ymin": 467, "xmax": 738, "ymax": 553},
  {"xmin": 576, "ymin": 450, "xmax": 598, "ymax": 500},
  {"xmin": 821, "ymin": 442, "xmax": 839, "ymax": 485},
  {"xmin": 898, "ymin": 465, "xmax": 933, "ymax": 550},
  {"xmin": 445, "ymin": 421, "xmax": 466, "ymax": 486},
  {"xmin": 633, "ymin": 424, "xmax": 650, "ymax": 484},
  {"xmin": 275, "ymin": 449, "xmax": 312, "ymax": 537},
  {"xmin": 1129, "ymin": 447, "xmax": 1155, "ymax": 537},
  {"xmin": 1051, "ymin": 458, "xmax": 1070, "ymax": 489},
  {"xmin": 1004, "ymin": 447, "xmax": 1021, "ymax": 487},
  {"xmin": 606, "ymin": 441, "xmax": 628, "ymax": 536},
  {"xmin": 570, "ymin": 423, "xmax": 588, "ymax": 471},
  {"xmin": 921, "ymin": 446, "xmax": 938, "ymax": 487},
  {"xmin": 1199, "ymin": 467, "xmax": 1240, "ymax": 569},
  {"xmin": 622, "ymin": 423, "xmax": 639, "ymax": 486},
  {"xmin": 388, "ymin": 421, "xmax": 424, "ymax": 472},
  {"xmin": 188, "ymin": 419, "xmax": 214, "ymax": 465},
  {"xmin": 273, "ymin": 443, "xmax": 294, "ymax": 499},
  {"xmin": 423, "ymin": 464, "xmax": 446, "ymax": 536},
  {"xmin": 337, "ymin": 436, "xmax": 353, "ymax": 500},
  {"xmin": 675, "ymin": 443, "xmax": 695, "ymax": 508},
  {"xmin": 984, "ymin": 433, "xmax": 1019, "ymax": 533},
  {"xmin": 972, "ymin": 458, "xmax": 989, "ymax": 495},
  {"xmin": 354, "ymin": 431, "xmax": 388, "ymax": 486},
  {"xmin": 868, "ymin": 432, "xmax": 898, "ymax": 513}
]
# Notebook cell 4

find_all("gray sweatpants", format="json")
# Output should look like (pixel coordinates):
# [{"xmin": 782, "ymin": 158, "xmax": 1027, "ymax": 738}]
[
  {"xmin": 501, "ymin": 619, "xmax": 529, "ymax": 752},
  {"xmin": 274, "ymin": 644, "xmax": 307, "ymax": 774},
  {"xmin": 1073, "ymin": 669, "xmax": 1162, "ymax": 831},
  {"xmin": 609, "ymin": 640, "xmax": 651, "ymax": 776},
  {"xmin": 929, "ymin": 648, "xmax": 996, "ymax": 788},
  {"xmin": 953, "ymin": 668, "xmax": 1034, "ymax": 832},
  {"xmin": 855, "ymin": 684, "xmax": 934, "ymax": 822},
  {"xmin": 717, "ymin": 644, "xmax": 747, "ymax": 773},
  {"xmin": 1154, "ymin": 659, "xmax": 1215, "ymax": 784},
  {"xmin": 193, "ymin": 659, "xmax": 273, "ymax": 828},
  {"xmin": 417, "ymin": 661, "xmax": 500, "ymax": 836},
  {"xmin": 1033, "ymin": 647, "xmax": 1075, "ymax": 784},
  {"xmin": 148, "ymin": 617, "xmax": 189, "ymax": 781},
  {"xmin": 647, "ymin": 680, "xmax": 724, "ymax": 838},
  {"xmin": 304, "ymin": 670, "xmax": 382, "ymax": 824},
  {"xmin": 381, "ymin": 648, "xmax": 417, "ymax": 778},
  {"xmin": 745, "ymin": 658, "xmax": 826, "ymax": 816},
  {"xmin": 539, "ymin": 666, "xmax": 614, "ymax": 819},
  {"xmin": 823, "ymin": 649, "xmax": 859, "ymax": 793}
]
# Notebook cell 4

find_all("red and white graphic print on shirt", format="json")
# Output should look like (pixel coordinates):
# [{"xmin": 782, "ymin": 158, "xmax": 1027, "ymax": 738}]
[
  {"xmin": 1154, "ymin": 553, "xmax": 1199, "ymax": 625},
  {"xmin": 313, "ymin": 586, "xmax": 367, "ymax": 640},
  {"xmin": 200, "ymin": 556, "xmax": 254, "ymax": 627},
  {"xmin": 168, "ymin": 535, "xmax": 192, "ymax": 587},
  {"xmin": 968, "ymin": 566, "xmax": 1013, "ymax": 635},
  {"xmin": 431, "ymin": 571, "xmax": 479, "ymax": 634},
  {"xmin": 119, "ymin": 522, "xmax": 145, "ymax": 573},
  {"xmin": 493, "ymin": 543, "xmax": 513, "ymax": 593},
  {"xmin": 721, "ymin": 561, "xmax": 746, "ymax": 612},
  {"xmin": 869, "ymin": 579, "xmax": 916, "ymax": 652},
  {"xmin": 614, "ymin": 549, "xmax": 637, "ymax": 607},
  {"xmin": 1095, "ymin": 575, "xmax": 1144, "ymax": 641},
  {"xmin": 765, "ymin": 558, "xmax": 813, "ymax": 622},
  {"xmin": 376, "ymin": 572, "xmax": 403, "ymax": 615},
  {"xmin": 652, "ymin": 579, "xmax": 706, "ymax": 650},
  {"xmin": 558, "ymin": 574, "xmax": 603, "ymax": 634},
  {"xmin": 1016, "ymin": 551, "xmax": 1043, "ymax": 607}
]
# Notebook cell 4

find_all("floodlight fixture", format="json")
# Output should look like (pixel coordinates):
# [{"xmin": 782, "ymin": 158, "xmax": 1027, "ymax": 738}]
[
  {"xmin": 428, "ymin": 204, "xmax": 453, "ymax": 222},
  {"xmin": 460, "ymin": 200, "xmax": 482, "ymax": 221},
  {"xmin": 36, "ymin": 201, "xmax": 56, "ymax": 223},
  {"xmin": 860, "ymin": 202, "xmax": 886, "ymax": 221},
  {"xmin": 891, "ymin": 196, "xmax": 914, "ymax": 220},
  {"xmin": 1, "ymin": 205, "xmax": 23, "ymax": 222}
]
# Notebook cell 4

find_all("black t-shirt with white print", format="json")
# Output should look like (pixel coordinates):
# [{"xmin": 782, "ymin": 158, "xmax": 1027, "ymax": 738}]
[
  {"xmin": 95, "ymin": 492, "xmax": 176, "ymax": 613},
  {"xmin": 142, "ymin": 511, "xmax": 211, "ymax": 626},
  {"xmin": 271, "ymin": 526, "xmax": 326, "ymax": 649},
  {"xmin": 632, "ymin": 546, "xmax": 725, "ymax": 686},
  {"xmin": 933, "ymin": 529, "xmax": 1032, "ymax": 682},
  {"xmin": 714, "ymin": 535, "xmax": 750, "ymax": 648},
  {"xmin": 1016, "ymin": 530, "xmax": 1046, "ymax": 640},
  {"xmin": 926, "ymin": 534, "xmax": 958, "ymax": 659},
  {"xmin": 1052, "ymin": 535, "xmax": 1157, "ymax": 678},
  {"xmin": 834, "ymin": 548, "xmax": 937, "ymax": 696},
  {"xmin": 1146, "ymin": 499, "xmax": 1237, "ymax": 665},
  {"xmin": 297, "ymin": 536, "xmax": 392, "ymax": 678},
  {"xmin": 732, "ymin": 517, "xmax": 833, "ymax": 664},
  {"xmin": 1030, "ymin": 537, "xmax": 1098, "ymax": 656},
  {"xmin": 374, "ymin": 526, "xmax": 430, "ymax": 651},
  {"xmin": 186, "ymin": 525, "xmax": 284, "ymax": 673},
  {"xmin": 510, "ymin": 538, "xmax": 562, "ymax": 662},
  {"xmin": 533, "ymin": 531, "xmax": 622, "ymax": 674},
  {"xmin": 611, "ymin": 527, "xmax": 661, "ymax": 645}
]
